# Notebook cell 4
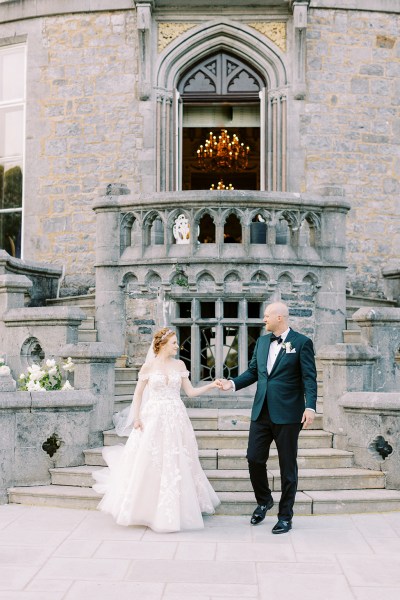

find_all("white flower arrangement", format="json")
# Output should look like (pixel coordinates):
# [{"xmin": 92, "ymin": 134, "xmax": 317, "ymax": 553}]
[
  {"xmin": 0, "ymin": 356, "xmax": 11, "ymax": 376},
  {"xmin": 19, "ymin": 357, "xmax": 74, "ymax": 391}
]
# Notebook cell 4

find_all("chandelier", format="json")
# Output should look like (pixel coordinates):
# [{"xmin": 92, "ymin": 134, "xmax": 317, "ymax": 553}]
[
  {"xmin": 210, "ymin": 180, "xmax": 234, "ymax": 190},
  {"xmin": 197, "ymin": 129, "xmax": 250, "ymax": 171}
]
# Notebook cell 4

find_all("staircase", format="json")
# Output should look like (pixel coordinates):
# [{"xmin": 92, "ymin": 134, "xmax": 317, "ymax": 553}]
[
  {"xmin": 46, "ymin": 293, "xmax": 97, "ymax": 342},
  {"xmin": 8, "ymin": 295, "xmax": 400, "ymax": 514}
]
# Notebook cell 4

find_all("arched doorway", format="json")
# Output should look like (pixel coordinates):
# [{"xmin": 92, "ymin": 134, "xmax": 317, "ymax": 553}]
[
  {"xmin": 177, "ymin": 52, "xmax": 265, "ymax": 191},
  {"xmin": 155, "ymin": 21, "xmax": 288, "ymax": 193}
]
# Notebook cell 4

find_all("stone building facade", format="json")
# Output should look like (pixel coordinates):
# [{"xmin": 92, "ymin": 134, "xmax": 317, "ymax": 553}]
[
  {"xmin": 0, "ymin": 0, "xmax": 398, "ymax": 298},
  {"xmin": 0, "ymin": 0, "xmax": 399, "ymax": 379}
]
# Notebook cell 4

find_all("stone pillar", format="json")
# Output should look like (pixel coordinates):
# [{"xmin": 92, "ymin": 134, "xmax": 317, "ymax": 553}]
[
  {"xmin": 60, "ymin": 342, "xmax": 120, "ymax": 446},
  {"xmin": 352, "ymin": 307, "xmax": 400, "ymax": 392},
  {"xmin": 318, "ymin": 344, "xmax": 379, "ymax": 449},
  {"xmin": 94, "ymin": 185, "xmax": 128, "ymax": 355},
  {"xmin": 314, "ymin": 198, "xmax": 350, "ymax": 348}
]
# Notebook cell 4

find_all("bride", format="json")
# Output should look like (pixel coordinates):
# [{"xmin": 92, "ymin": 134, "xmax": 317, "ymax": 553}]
[{"xmin": 92, "ymin": 327, "xmax": 221, "ymax": 532}]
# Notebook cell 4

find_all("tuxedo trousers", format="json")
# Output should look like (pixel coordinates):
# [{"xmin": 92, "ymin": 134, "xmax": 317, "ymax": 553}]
[{"xmin": 246, "ymin": 400, "xmax": 302, "ymax": 521}]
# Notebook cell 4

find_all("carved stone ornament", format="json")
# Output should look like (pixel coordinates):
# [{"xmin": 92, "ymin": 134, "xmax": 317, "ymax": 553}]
[
  {"xmin": 173, "ymin": 214, "xmax": 191, "ymax": 244},
  {"xmin": 158, "ymin": 22, "xmax": 197, "ymax": 53},
  {"xmin": 248, "ymin": 22, "xmax": 287, "ymax": 52}
]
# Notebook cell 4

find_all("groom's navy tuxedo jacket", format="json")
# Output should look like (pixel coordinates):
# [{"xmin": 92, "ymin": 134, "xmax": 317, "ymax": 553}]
[{"xmin": 232, "ymin": 329, "xmax": 317, "ymax": 424}]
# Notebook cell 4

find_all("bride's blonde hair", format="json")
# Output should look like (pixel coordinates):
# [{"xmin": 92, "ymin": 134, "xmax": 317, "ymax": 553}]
[{"xmin": 153, "ymin": 328, "xmax": 175, "ymax": 355}]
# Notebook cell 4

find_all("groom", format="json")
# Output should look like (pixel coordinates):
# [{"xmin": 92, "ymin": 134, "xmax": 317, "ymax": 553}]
[{"xmin": 217, "ymin": 301, "xmax": 317, "ymax": 534}]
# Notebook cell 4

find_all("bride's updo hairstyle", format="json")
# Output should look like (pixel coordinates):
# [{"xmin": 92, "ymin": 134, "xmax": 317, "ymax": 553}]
[{"xmin": 153, "ymin": 328, "xmax": 175, "ymax": 355}]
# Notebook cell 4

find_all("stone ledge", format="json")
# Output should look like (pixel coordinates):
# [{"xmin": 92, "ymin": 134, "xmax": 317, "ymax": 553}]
[
  {"xmin": 309, "ymin": 0, "xmax": 400, "ymax": 15},
  {"xmin": 318, "ymin": 343, "xmax": 379, "ymax": 362},
  {"xmin": 3, "ymin": 306, "xmax": 87, "ymax": 326},
  {"xmin": 0, "ymin": 0, "xmax": 133, "ymax": 24},
  {"xmin": 353, "ymin": 307, "xmax": 400, "ymax": 324},
  {"xmin": 0, "ymin": 390, "xmax": 96, "ymax": 410},
  {"xmin": 339, "ymin": 391, "xmax": 400, "ymax": 413}
]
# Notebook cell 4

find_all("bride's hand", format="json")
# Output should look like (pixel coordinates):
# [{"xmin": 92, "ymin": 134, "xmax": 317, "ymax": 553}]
[{"xmin": 133, "ymin": 419, "xmax": 143, "ymax": 431}]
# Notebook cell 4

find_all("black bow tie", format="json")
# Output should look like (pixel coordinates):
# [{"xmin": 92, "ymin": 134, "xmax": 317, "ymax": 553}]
[{"xmin": 270, "ymin": 334, "xmax": 283, "ymax": 344}]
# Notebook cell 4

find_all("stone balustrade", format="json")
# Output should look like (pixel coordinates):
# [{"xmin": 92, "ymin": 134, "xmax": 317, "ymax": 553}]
[
  {"xmin": 319, "ymin": 307, "xmax": 400, "ymax": 489},
  {"xmin": 93, "ymin": 186, "xmax": 350, "ymax": 353}
]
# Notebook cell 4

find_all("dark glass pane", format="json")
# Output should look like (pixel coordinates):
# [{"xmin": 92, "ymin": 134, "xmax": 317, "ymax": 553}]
[
  {"xmin": 248, "ymin": 302, "xmax": 261, "ymax": 318},
  {"xmin": 223, "ymin": 302, "xmax": 238, "ymax": 318},
  {"xmin": 223, "ymin": 326, "xmax": 239, "ymax": 379},
  {"xmin": 200, "ymin": 326, "xmax": 216, "ymax": 381},
  {"xmin": 276, "ymin": 220, "xmax": 289, "ymax": 245},
  {"xmin": 248, "ymin": 326, "xmax": 262, "ymax": 365},
  {"xmin": 0, "ymin": 211, "xmax": 21, "ymax": 258},
  {"xmin": 198, "ymin": 213, "xmax": 216, "ymax": 243},
  {"xmin": 177, "ymin": 326, "xmax": 191, "ymax": 372},
  {"xmin": 200, "ymin": 301, "xmax": 215, "ymax": 318},
  {"xmin": 0, "ymin": 164, "xmax": 23, "ymax": 209},
  {"xmin": 224, "ymin": 213, "xmax": 242, "ymax": 243},
  {"xmin": 250, "ymin": 218, "xmax": 267, "ymax": 244},
  {"xmin": 178, "ymin": 302, "xmax": 192, "ymax": 318}
]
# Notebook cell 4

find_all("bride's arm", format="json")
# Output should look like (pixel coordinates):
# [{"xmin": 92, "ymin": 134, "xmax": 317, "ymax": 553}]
[
  {"xmin": 132, "ymin": 369, "xmax": 149, "ymax": 429},
  {"xmin": 180, "ymin": 370, "xmax": 219, "ymax": 398}
]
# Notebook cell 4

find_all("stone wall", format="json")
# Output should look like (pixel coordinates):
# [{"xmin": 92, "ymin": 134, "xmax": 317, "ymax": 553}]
[
  {"xmin": 305, "ymin": 7, "xmax": 400, "ymax": 297},
  {"xmin": 0, "ymin": 9, "xmax": 141, "ymax": 295}
]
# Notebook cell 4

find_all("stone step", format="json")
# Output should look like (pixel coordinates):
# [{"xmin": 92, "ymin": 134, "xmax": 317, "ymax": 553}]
[
  {"xmin": 307, "ymin": 489, "xmax": 400, "ymax": 515},
  {"xmin": 109, "ymin": 407, "xmax": 323, "ymax": 431},
  {"xmin": 51, "ymin": 465, "xmax": 383, "ymax": 493},
  {"xmin": 114, "ymin": 381, "xmax": 136, "ymax": 396},
  {"xmin": 10, "ymin": 486, "xmax": 400, "ymax": 516},
  {"xmin": 78, "ymin": 316, "xmax": 95, "ymax": 330},
  {"xmin": 218, "ymin": 448, "xmax": 354, "ymax": 470},
  {"xmin": 205, "ymin": 468, "xmax": 385, "ymax": 493},
  {"xmin": 78, "ymin": 329, "xmax": 97, "ymax": 342},
  {"xmin": 115, "ymin": 367, "xmax": 139, "ymax": 382},
  {"xmin": 342, "ymin": 329, "xmax": 362, "ymax": 343},
  {"xmin": 8, "ymin": 485, "xmax": 101, "ymax": 510},
  {"xmin": 47, "ymin": 293, "xmax": 95, "ymax": 307},
  {"xmin": 103, "ymin": 428, "xmax": 333, "ymax": 450},
  {"xmin": 86, "ymin": 447, "xmax": 218, "ymax": 470},
  {"xmin": 84, "ymin": 445, "xmax": 352, "ymax": 471}
]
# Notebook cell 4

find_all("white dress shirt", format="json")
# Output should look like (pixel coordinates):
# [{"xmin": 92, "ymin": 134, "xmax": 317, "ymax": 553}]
[{"xmin": 266, "ymin": 327, "xmax": 290, "ymax": 374}]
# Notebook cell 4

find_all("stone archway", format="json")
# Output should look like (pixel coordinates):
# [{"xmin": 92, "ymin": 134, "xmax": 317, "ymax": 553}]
[{"xmin": 154, "ymin": 20, "xmax": 289, "ymax": 193}]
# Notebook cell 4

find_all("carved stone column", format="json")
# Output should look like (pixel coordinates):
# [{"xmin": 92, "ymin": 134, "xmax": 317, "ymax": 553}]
[
  {"xmin": 291, "ymin": 0, "xmax": 309, "ymax": 100},
  {"xmin": 135, "ymin": 1, "xmax": 154, "ymax": 101}
]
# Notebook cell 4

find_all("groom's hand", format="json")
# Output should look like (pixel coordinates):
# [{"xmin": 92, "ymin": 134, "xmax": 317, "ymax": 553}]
[
  {"xmin": 215, "ymin": 379, "xmax": 233, "ymax": 392},
  {"xmin": 301, "ymin": 409, "xmax": 315, "ymax": 429}
]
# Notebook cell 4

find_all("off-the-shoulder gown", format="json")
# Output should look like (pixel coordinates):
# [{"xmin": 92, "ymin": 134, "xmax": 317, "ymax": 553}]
[{"xmin": 92, "ymin": 369, "xmax": 220, "ymax": 532}]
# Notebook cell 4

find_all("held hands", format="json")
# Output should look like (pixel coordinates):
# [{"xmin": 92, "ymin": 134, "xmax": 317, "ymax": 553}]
[
  {"xmin": 215, "ymin": 379, "xmax": 233, "ymax": 391},
  {"xmin": 301, "ymin": 409, "xmax": 315, "ymax": 429},
  {"xmin": 133, "ymin": 418, "xmax": 143, "ymax": 431}
]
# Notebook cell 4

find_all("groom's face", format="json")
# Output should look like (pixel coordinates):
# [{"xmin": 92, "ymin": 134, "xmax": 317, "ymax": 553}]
[{"xmin": 263, "ymin": 307, "xmax": 280, "ymax": 333}]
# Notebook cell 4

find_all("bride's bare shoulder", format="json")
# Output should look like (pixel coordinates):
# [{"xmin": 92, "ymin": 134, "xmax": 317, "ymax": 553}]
[{"xmin": 174, "ymin": 359, "xmax": 189, "ymax": 373}]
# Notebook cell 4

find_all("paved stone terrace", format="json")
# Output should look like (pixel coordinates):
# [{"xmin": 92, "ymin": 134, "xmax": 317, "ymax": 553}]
[{"xmin": 1, "ymin": 504, "xmax": 400, "ymax": 599}]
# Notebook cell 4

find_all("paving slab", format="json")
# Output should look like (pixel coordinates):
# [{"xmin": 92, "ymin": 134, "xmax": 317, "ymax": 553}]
[{"xmin": 0, "ymin": 505, "xmax": 399, "ymax": 599}]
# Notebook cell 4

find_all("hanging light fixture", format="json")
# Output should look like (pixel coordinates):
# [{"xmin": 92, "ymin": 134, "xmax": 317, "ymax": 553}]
[
  {"xmin": 210, "ymin": 180, "xmax": 234, "ymax": 190},
  {"xmin": 197, "ymin": 129, "xmax": 250, "ymax": 171}
]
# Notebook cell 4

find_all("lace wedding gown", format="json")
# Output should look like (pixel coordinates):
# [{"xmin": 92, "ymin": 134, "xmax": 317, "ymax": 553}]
[{"xmin": 92, "ymin": 370, "xmax": 220, "ymax": 532}]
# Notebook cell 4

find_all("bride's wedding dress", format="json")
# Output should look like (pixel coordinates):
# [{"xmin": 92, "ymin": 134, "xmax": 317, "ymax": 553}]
[{"xmin": 92, "ymin": 369, "xmax": 220, "ymax": 532}]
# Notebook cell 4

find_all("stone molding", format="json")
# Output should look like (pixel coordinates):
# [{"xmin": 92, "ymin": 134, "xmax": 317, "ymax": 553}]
[
  {"xmin": 0, "ymin": 0, "xmax": 133, "ymax": 23},
  {"xmin": 339, "ymin": 392, "xmax": 400, "ymax": 414},
  {"xmin": 309, "ymin": 0, "xmax": 400, "ymax": 14}
]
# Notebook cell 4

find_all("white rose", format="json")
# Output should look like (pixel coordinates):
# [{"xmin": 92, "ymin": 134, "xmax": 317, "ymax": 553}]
[
  {"xmin": 0, "ymin": 365, "xmax": 10, "ymax": 376},
  {"xmin": 48, "ymin": 367, "xmax": 58, "ymax": 376},
  {"xmin": 46, "ymin": 358, "xmax": 56, "ymax": 368}
]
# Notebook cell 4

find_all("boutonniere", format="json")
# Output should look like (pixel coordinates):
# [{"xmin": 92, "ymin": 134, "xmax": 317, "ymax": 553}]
[{"xmin": 282, "ymin": 341, "xmax": 296, "ymax": 353}]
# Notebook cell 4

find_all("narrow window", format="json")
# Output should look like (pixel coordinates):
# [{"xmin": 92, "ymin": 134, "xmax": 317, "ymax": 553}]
[{"xmin": 0, "ymin": 44, "xmax": 25, "ymax": 258}]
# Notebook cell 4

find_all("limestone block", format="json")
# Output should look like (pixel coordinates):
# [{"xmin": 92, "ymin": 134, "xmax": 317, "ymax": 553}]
[{"xmin": 339, "ymin": 391, "xmax": 400, "ymax": 488}]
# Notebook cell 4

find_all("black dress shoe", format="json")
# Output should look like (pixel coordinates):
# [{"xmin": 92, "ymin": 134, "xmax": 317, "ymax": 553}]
[
  {"xmin": 250, "ymin": 498, "xmax": 274, "ymax": 525},
  {"xmin": 271, "ymin": 519, "xmax": 292, "ymax": 534}
]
